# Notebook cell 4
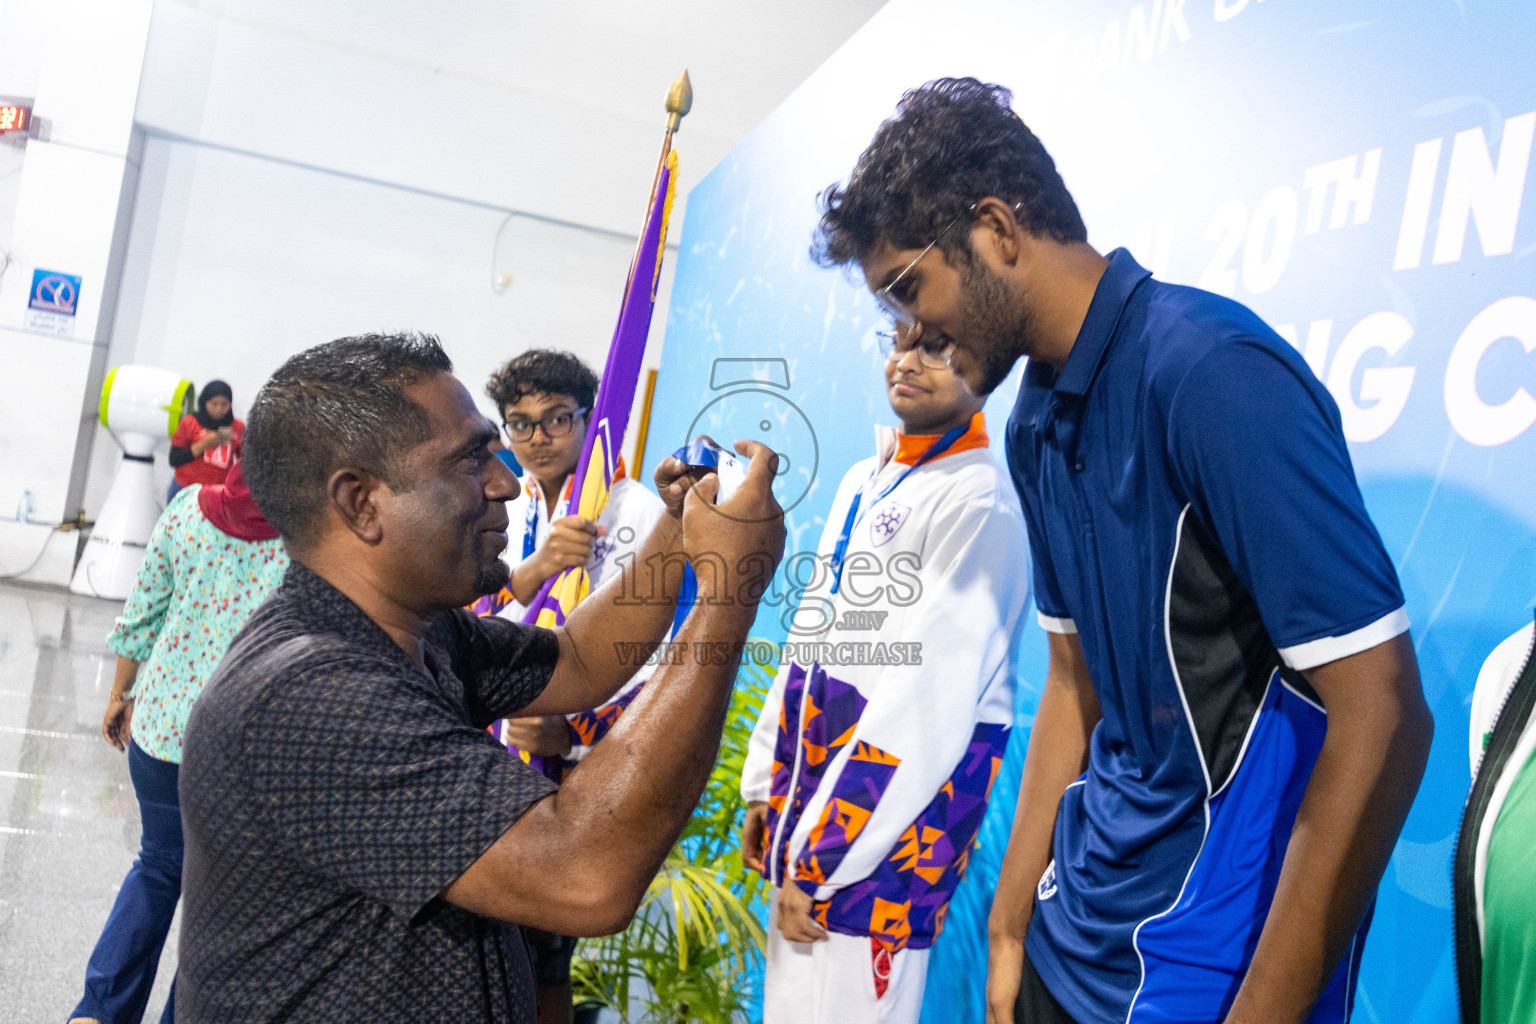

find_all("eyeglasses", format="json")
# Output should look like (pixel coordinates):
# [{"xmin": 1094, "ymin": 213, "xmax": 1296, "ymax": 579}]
[
  {"xmin": 876, "ymin": 323, "xmax": 956, "ymax": 370},
  {"xmin": 871, "ymin": 201, "xmax": 1022, "ymax": 325},
  {"xmin": 872, "ymin": 216, "xmax": 966, "ymax": 326},
  {"xmin": 503, "ymin": 406, "xmax": 589, "ymax": 443}
]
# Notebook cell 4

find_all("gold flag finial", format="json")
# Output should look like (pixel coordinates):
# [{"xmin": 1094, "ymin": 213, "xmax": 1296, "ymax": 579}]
[{"xmin": 665, "ymin": 70, "xmax": 693, "ymax": 133}]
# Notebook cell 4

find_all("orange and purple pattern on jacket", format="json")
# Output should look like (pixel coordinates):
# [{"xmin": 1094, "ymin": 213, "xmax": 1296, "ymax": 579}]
[
  {"xmin": 763, "ymin": 665, "xmax": 867, "ymax": 881},
  {"xmin": 820, "ymin": 722, "xmax": 1009, "ymax": 951},
  {"xmin": 796, "ymin": 741, "xmax": 902, "ymax": 887},
  {"xmin": 758, "ymin": 662, "xmax": 1011, "ymax": 951}
]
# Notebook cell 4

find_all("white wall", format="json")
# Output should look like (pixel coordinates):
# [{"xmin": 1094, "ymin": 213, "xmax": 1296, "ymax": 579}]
[
  {"xmin": 132, "ymin": 3, "xmax": 712, "ymax": 240},
  {"xmin": 0, "ymin": 136, "xmax": 27, "ymax": 319},
  {"xmin": 130, "ymin": 0, "xmax": 886, "ymax": 239},
  {"xmin": 0, "ymin": 0, "xmax": 151, "ymax": 585},
  {"xmin": 85, "ymin": 134, "xmax": 676, "ymax": 513},
  {"xmin": 0, "ymin": 0, "xmax": 49, "ymax": 312},
  {"xmin": 3, "ymin": 0, "xmax": 886, "ymax": 561},
  {"xmin": 0, "ymin": 0, "xmax": 49, "ymax": 97}
]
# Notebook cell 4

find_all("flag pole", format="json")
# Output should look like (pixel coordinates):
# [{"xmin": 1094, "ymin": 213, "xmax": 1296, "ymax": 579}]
[
  {"xmin": 631, "ymin": 70, "xmax": 691, "ymax": 277},
  {"xmin": 515, "ymin": 73, "xmax": 690, "ymax": 631},
  {"xmin": 656, "ymin": 70, "xmax": 692, "ymax": 194},
  {"xmin": 611, "ymin": 70, "xmax": 689, "ymax": 380}
]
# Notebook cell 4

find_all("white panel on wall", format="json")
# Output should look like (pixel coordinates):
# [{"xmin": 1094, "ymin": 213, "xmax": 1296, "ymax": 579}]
[
  {"xmin": 133, "ymin": 0, "xmax": 218, "ymax": 140},
  {"xmin": 0, "ymin": 325, "xmax": 96, "ymax": 523},
  {"xmin": 134, "ymin": 2, "xmax": 728, "ymax": 241},
  {"xmin": 0, "ymin": 137, "xmax": 23, "ymax": 271},
  {"xmin": 0, "ymin": 0, "xmax": 51, "ymax": 99},
  {"xmin": 0, "ymin": 142, "xmax": 129, "ymax": 340},
  {"xmin": 154, "ymin": 0, "xmax": 887, "ymax": 153},
  {"xmin": 88, "ymin": 134, "xmax": 675, "ymax": 514},
  {"xmin": 32, "ymin": 0, "xmax": 153, "ymax": 157}
]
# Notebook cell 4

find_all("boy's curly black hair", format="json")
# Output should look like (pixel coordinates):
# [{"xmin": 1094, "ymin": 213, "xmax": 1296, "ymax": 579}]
[
  {"xmin": 811, "ymin": 77, "xmax": 1087, "ymax": 269},
  {"xmin": 485, "ymin": 349, "xmax": 599, "ymax": 414}
]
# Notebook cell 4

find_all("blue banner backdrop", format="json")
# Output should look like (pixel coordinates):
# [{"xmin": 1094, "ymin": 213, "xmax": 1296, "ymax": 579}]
[{"xmin": 642, "ymin": 2, "xmax": 1536, "ymax": 1020}]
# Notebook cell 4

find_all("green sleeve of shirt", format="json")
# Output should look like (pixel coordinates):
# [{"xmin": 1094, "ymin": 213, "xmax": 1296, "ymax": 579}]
[
  {"xmin": 1482, "ymin": 747, "xmax": 1536, "ymax": 1024},
  {"xmin": 105, "ymin": 489, "xmax": 190, "ymax": 666},
  {"xmin": 115, "ymin": 487, "xmax": 289, "ymax": 762}
]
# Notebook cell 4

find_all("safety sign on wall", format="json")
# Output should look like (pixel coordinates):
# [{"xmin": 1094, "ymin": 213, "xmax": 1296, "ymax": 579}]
[{"xmin": 26, "ymin": 268, "xmax": 82, "ymax": 339}]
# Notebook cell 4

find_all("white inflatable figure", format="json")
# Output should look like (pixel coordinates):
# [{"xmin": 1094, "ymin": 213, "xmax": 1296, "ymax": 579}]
[{"xmin": 71, "ymin": 365, "xmax": 193, "ymax": 600}]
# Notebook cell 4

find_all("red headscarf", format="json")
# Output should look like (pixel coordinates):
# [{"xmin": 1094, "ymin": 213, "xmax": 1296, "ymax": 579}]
[{"xmin": 198, "ymin": 459, "xmax": 280, "ymax": 542}]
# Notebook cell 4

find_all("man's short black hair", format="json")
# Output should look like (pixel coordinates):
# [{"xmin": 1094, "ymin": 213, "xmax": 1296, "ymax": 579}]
[
  {"xmin": 244, "ymin": 332, "xmax": 454, "ymax": 546},
  {"xmin": 811, "ymin": 77, "xmax": 1088, "ymax": 269},
  {"xmin": 485, "ymin": 349, "xmax": 599, "ymax": 415}
]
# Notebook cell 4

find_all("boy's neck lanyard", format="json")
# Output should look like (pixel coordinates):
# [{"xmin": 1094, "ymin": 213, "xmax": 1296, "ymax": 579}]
[
  {"xmin": 522, "ymin": 477, "xmax": 571, "ymax": 560},
  {"xmin": 828, "ymin": 424, "xmax": 967, "ymax": 594}
]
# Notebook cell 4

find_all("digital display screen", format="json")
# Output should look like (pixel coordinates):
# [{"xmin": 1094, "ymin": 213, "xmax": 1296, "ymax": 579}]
[{"xmin": 0, "ymin": 105, "xmax": 30, "ymax": 133}]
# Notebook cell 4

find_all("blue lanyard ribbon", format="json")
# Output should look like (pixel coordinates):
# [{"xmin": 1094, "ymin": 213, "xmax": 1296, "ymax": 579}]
[
  {"xmin": 828, "ymin": 424, "xmax": 967, "ymax": 594},
  {"xmin": 522, "ymin": 480, "xmax": 569, "ymax": 561},
  {"xmin": 522, "ymin": 491, "xmax": 539, "ymax": 560}
]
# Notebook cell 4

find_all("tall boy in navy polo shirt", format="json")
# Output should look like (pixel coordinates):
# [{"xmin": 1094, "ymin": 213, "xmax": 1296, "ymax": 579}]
[{"xmin": 810, "ymin": 78, "xmax": 1433, "ymax": 1024}]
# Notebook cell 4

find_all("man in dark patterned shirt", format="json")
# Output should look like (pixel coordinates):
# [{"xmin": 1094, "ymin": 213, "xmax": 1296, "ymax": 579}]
[{"xmin": 177, "ymin": 333, "xmax": 785, "ymax": 1023}]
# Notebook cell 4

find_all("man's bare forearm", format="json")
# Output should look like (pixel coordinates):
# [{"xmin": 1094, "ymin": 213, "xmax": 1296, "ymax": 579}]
[
  {"xmin": 986, "ymin": 652, "xmax": 1100, "ymax": 1024},
  {"xmin": 535, "ymin": 515, "xmax": 687, "ymax": 714},
  {"xmin": 1223, "ymin": 638, "xmax": 1432, "ymax": 1024},
  {"xmin": 444, "ymin": 442, "xmax": 786, "ymax": 934},
  {"xmin": 551, "ymin": 597, "xmax": 756, "ymax": 913},
  {"xmin": 989, "ymin": 668, "xmax": 1097, "ymax": 942},
  {"xmin": 458, "ymin": 595, "xmax": 759, "ymax": 934}
]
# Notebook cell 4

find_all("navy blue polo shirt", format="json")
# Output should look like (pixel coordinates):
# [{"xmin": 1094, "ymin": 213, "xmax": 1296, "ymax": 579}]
[{"xmin": 1005, "ymin": 250, "xmax": 1407, "ymax": 1024}]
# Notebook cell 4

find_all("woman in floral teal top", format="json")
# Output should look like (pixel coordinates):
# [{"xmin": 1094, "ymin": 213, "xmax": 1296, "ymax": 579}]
[{"xmin": 70, "ymin": 461, "xmax": 287, "ymax": 1024}]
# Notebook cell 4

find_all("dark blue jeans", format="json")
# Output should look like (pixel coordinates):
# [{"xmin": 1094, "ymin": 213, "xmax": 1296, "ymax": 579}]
[{"xmin": 71, "ymin": 741, "xmax": 180, "ymax": 1024}]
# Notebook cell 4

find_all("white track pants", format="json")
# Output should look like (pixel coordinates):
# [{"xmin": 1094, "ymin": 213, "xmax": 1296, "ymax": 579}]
[{"xmin": 762, "ymin": 894, "xmax": 930, "ymax": 1024}]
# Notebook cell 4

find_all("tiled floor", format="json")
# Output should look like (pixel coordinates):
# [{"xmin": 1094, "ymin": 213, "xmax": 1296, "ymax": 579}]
[{"xmin": 0, "ymin": 581, "xmax": 178, "ymax": 1022}]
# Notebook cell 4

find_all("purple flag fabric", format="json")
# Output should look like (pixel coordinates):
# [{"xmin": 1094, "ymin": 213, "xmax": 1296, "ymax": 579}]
[{"xmin": 520, "ymin": 152, "xmax": 676, "ymax": 630}]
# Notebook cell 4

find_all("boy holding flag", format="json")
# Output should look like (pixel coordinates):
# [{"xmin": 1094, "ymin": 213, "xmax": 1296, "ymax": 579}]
[
  {"xmin": 478, "ymin": 349, "xmax": 668, "ymax": 759},
  {"xmin": 476, "ymin": 349, "xmax": 667, "ymax": 1024},
  {"xmin": 472, "ymin": 107, "xmax": 682, "ymax": 1022},
  {"xmin": 740, "ymin": 321, "xmax": 1028, "ymax": 1023}
]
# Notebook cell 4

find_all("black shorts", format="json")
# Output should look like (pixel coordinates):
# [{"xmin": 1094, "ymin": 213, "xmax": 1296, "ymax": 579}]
[
  {"xmin": 521, "ymin": 926, "xmax": 579, "ymax": 986},
  {"xmin": 1014, "ymin": 948, "xmax": 1080, "ymax": 1024}
]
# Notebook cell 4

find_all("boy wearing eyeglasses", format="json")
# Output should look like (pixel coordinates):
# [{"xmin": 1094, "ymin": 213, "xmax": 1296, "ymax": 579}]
[
  {"xmin": 481, "ymin": 349, "xmax": 665, "ymax": 629},
  {"xmin": 739, "ymin": 321, "xmax": 1028, "ymax": 1024},
  {"xmin": 480, "ymin": 348, "xmax": 666, "ymax": 1024}
]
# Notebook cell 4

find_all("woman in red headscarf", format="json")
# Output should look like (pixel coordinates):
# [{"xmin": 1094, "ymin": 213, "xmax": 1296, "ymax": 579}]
[
  {"xmin": 168, "ymin": 380, "xmax": 243, "ymax": 502},
  {"xmin": 70, "ymin": 459, "xmax": 287, "ymax": 1024}
]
